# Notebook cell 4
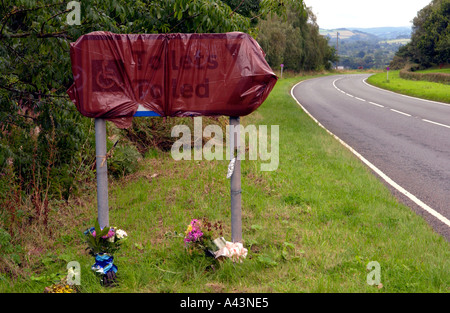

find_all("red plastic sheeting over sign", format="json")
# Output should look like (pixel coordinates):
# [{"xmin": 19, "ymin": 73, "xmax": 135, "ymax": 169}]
[{"xmin": 67, "ymin": 31, "xmax": 278, "ymax": 128}]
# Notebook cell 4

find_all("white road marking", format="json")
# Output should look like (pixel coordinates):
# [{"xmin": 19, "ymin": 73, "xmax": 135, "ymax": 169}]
[
  {"xmin": 291, "ymin": 79, "xmax": 450, "ymax": 229},
  {"xmin": 334, "ymin": 77, "xmax": 450, "ymax": 130},
  {"xmin": 369, "ymin": 101, "xmax": 384, "ymax": 108},
  {"xmin": 422, "ymin": 119, "xmax": 450, "ymax": 129},
  {"xmin": 390, "ymin": 109, "xmax": 412, "ymax": 117}
]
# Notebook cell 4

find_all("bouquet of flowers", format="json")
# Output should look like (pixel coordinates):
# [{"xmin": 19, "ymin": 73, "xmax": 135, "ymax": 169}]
[
  {"xmin": 183, "ymin": 218, "xmax": 248, "ymax": 262},
  {"xmin": 184, "ymin": 218, "xmax": 223, "ymax": 256},
  {"xmin": 84, "ymin": 220, "xmax": 128, "ymax": 256}
]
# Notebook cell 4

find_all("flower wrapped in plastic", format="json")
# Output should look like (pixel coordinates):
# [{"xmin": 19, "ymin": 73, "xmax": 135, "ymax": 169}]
[
  {"xmin": 183, "ymin": 218, "xmax": 247, "ymax": 262},
  {"xmin": 214, "ymin": 241, "xmax": 248, "ymax": 263}
]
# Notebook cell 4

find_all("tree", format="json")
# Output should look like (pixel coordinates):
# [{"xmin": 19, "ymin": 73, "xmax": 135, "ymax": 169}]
[
  {"xmin": 257, "ymin": 3, "xmax": 337, "ymax": 71},
  {"xmin": 357, "ymin": 50, "xmax": 365, "ymax": 58},
  {"xmin": 392, "ymin": 0, "xmax": 449, "ymax": 68},
  {"xmin": 0, "ymin": 0, "xmax": 303, "ymax": 226},
  {"xmin": 258, "ymin": 15, "xmax": 288, "ymax": 67}
]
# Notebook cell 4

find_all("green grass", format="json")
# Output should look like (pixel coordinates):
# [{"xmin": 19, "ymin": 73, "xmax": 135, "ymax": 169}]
[
  {"xmin": 1, "ymin": 74, "xmax": 449, "ymax": 293},
  {"xmin": 367, "ymin": 70, "xmax": 450, "ymax": 103},
  {"xmin": 417, "ymin": 68, "xmax": 450, "ymax": 74}
]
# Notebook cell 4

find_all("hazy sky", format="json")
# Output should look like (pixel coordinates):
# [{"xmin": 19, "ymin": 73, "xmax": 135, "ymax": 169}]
[{"xmin": 303, "ymin": 0, "xmax": 432, "ymax": 29}]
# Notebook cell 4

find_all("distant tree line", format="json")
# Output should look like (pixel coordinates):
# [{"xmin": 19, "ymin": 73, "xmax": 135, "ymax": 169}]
[
  {"xmin": 337, "ymin": 40, "xmax": 406, "ymax": 69},
  {"xmin": 256, "ymin": 4, "xmax": 338, "ymax": 72},
  {"xmin": 391, "ymin": 0, "xmax": 449, "ymax": 69}
]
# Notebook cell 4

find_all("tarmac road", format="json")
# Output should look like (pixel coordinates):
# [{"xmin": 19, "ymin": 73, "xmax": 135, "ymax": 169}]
[{"xmin": 291, "ymin": 74, "xmax": 450, "ymax": 241}]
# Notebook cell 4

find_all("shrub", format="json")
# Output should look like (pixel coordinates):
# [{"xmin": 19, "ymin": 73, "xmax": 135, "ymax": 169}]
[
  {"xmin": 399, "ymin": 69, "xmax": 450, "ymax": 84},
  {"xmin": 107, "ymin": 143, "xmax": 142, "ymax": 178}
]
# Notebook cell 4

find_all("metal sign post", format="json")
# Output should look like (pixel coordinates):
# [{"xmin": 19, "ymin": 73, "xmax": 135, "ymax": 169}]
[
  {"xmin": 95, "ymin": 118, "xmax": 109, "ymax": 229},
  {"xmin": 230, "ymin": 116, "xmax": 242, "ymax": 242},
  {"xmin": 94, "ymin": 115, "xmax": 244, "ymax": 242}
]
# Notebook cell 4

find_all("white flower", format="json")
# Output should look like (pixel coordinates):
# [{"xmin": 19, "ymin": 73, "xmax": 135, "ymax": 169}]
[
  {"xmin": 214, "ymin": 241, "xmax": 248, "ymax": 262},
  {"xmin": 115, "ymin": 229, "xmax": 127, "ymax": 239}
]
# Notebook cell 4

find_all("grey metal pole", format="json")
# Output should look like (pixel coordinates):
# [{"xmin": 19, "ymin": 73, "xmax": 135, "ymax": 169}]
[
  {"xmin": 230, "ymin": 116, "xmax": 242, "ymax": 242},
  {"xmin": 95, "ymin": 118, "xmax": 109, "ymax": 229}
]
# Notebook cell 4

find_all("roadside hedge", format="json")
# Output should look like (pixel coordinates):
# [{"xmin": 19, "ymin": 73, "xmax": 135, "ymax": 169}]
[{"xmin": 399, "ymin": 69, "xmax": 450, "ymax": 85}]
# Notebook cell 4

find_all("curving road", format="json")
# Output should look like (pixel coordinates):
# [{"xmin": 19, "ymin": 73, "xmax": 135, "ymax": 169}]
[{"xmin": 291, "ymin": 74, "xmax": 450, "ymax": 241}]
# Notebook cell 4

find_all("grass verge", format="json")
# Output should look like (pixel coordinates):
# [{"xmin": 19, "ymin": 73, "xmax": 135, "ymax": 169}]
[
  {"xmin": 367, "ymin": 70, "xmax": 450, "ymax": 103},
  {"xmin": 417, "ymin": 68, "xmax": 450, "ymax": 74},
  {"xmin": 1, "ymin": 74, "xmax": 449, "ymax": 293}
]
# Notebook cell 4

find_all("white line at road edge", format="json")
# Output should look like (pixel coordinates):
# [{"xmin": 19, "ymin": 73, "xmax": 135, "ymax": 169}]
[
  {"xmin": 362, "ymin": 77, "xmax": 450, "ymax": 107},
  {"xmin": 291, "ymin": 80, "xmax": 450, "ymax": 228},
  {"xmin": 422, "ymin": 119, "xmax": 450, "ymax": 129}
]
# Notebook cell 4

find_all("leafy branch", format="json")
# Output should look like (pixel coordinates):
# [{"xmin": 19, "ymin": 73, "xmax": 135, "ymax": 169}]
[{"xmin": 0, "ymin": 1, "xmax": 69, "ymax": 39}]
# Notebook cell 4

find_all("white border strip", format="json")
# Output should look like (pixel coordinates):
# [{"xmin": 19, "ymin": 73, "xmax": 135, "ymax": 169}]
[
  {"xmin": 422, "ymin": 119, "xmax": 450, "ymax": 129},
  {"xmin": 291, "ymin": 79, "xmax": 450, "ymax": 228}
]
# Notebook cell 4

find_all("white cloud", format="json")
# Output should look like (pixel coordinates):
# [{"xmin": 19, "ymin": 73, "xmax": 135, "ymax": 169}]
[{"xmin": 303, "ymin": 0, "xmax": 432, "ymax": 29}]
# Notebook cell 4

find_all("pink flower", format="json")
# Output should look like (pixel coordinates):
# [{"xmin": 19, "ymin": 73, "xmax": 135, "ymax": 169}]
[
  {"xmin": 102, "ymin": 229, "xmax": 115, "ymax": 239},
  {"xmin": 91, "ymin": 228, "xmax": 115, "ymax": 239}
]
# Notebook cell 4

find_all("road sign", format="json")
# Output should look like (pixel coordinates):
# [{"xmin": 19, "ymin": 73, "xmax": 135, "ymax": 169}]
[{"xmin": 67, "ymin": 31, "xmax": 277, "ymax": 128}]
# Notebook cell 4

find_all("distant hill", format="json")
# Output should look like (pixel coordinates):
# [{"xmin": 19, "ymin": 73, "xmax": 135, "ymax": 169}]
[
  {"xmin": 320, "ymin": 26, "xmax": 412, "ymax": 41},
  {"xmin": 320, "ymin": 28, "xmax": 378, "ymax": 42},
  {"xmin": 319, "ymin": 27, "xmax": 412, "ymax": 69},
  {"xmin": 349, "ymin": 27, "xmax": 412, "ymax": 40}
]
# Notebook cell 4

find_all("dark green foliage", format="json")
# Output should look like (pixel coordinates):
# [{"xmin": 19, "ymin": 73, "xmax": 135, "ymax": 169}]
[
  {"xmin": 0, "ymin": 0, "xmax": 252, "ymax": 223},
  {"xmin": 222, "ymin": 0, "xmax": 260, "ymax": 18},
  {"xmin": 107, "ymin": 142, "xmax": 141, "ymax": 178},
  {"xmin": 124, "ymin": 117, "xmax": 192, "ymax": 154},
  {"xmin": 391, "ymin": 0, "xmax": 449, "ymax": 68},
  {"xmin": 0, "ymin": 227, "xmax": 23, "ymax": 269}
]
